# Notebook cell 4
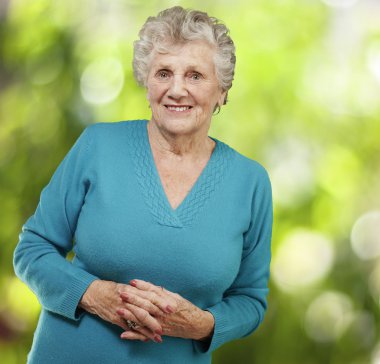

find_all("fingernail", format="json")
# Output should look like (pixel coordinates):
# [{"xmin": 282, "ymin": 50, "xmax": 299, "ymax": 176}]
[
  {"xmin": 155, "ymin": 329, "xmax": 163, "ymax": 335},
  {"xmin": 154, "ymin": 335, "xmax": 162, "ymax": 343},
  {"xmin": 144, "ymin": 338, "xmax": 150, "ymax": 342},
  {"xmin": 166, "ymin": 305, "xmax": 174, "ymax": 313},
  {"xmin": 130, "ymin": 280, "xmax": 137, "ymax": 287}
]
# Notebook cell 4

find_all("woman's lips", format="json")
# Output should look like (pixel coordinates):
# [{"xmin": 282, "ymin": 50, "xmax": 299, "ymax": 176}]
[{"xmin": 165, "ymin": 105, "xmax": 193, "ymax": 112}]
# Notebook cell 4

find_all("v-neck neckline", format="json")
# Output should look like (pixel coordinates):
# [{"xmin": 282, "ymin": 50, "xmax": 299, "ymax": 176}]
[
  {"xmin": 130, "ymin": 119, "xmax": 235, "ymax": 228},
  {"xmin": 144, "ymin": 120, "xmax": 220, "ymax": 214}
]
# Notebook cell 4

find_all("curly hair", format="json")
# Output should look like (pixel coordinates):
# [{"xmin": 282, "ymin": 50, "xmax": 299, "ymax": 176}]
[{"xmin": 133, "ymin": 6, "xmax": 236, "ymax": 102}]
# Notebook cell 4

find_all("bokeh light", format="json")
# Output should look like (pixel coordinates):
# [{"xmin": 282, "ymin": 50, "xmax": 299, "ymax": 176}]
[
  {"xmin": 80, "ymin": 58, "xmax": 124, "ymax": 105},
  {"xmin": 304, "ymin": 291, "xmax": 354, "ymax": 342},
  {"xmin": 351, "ymin": 211, "xmax": 380, "ymax": 260},
  {"xmin": 272, "ymin": 229, "xmax": 334, "ymax": 293},
  {"xmin": 267, "ymin": 139, "xmax": 316, "ymax": 208}
]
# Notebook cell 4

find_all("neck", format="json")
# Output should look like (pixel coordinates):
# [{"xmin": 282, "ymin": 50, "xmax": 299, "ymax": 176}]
[{"xmin": 146, "ymin": 120, "xmax": 215, "ymax": 162}]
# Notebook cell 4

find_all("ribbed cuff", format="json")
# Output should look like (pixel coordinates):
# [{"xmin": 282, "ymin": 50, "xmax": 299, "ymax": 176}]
[
  {"xmin": 57, "ymin": 269, "xmax": 99, "ymax": 321},
  {"xmin": 192, "ymin": 306, "xmax": 230, "ymax": 354}
]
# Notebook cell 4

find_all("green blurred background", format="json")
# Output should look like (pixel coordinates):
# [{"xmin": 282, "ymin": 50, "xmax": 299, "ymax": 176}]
[{"xmin": 1, "ymin": 0, "xmax": 379, "ymax": 363}]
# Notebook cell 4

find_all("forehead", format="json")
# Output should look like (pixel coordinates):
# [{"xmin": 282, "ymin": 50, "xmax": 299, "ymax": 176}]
[{"xmin": 149, "ymin": 40, "xmax": 217, "ymax": 72}]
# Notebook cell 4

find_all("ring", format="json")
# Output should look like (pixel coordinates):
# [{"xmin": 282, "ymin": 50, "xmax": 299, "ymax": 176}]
[{"xmin": 126, "ymin": 319, "xmax": 139, "ymax": 330}]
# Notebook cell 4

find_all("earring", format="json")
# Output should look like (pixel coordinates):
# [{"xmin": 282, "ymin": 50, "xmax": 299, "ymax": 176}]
[{"xmin": 213, "ymin": 104, "xmax": 221, "ymax": 115}]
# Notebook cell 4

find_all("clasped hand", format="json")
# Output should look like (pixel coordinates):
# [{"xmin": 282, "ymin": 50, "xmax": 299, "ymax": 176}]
[{"xmin": 79, "ymin": 279, "xmax": 214, "ymax": 344}]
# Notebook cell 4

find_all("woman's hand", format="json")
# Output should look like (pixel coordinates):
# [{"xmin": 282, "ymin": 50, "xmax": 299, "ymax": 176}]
[
  {"xmin": 117, "ymin": 279, "xmax": 215, "ymax": 342},
  {"xmin": 79, "ymin": 280, "xmax": 172, "ymax": 343}
]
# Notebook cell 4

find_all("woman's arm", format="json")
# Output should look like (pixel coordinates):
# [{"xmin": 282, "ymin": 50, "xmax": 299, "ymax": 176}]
[
  {"xmin": 13, "ymin": 126, "xmax": 99, "ymax": 320},
  {"xmin": 13, "ymin": 126, "xmax": 172, "ymax": 342},
  {"xmin": 193, "ymin": 168, "xmax": 273, "ymax": 353}
]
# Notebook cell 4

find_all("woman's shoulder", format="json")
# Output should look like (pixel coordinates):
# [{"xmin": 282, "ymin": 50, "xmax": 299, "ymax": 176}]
[
  {"xmin": 85, "ymin": 120, "xmax": 146, "ymax": 135},
  {"xmin": 218, "ymin": 139, "xmax": 270, "ymax": 183},
  {"xmin": 79, "ymin": 120, "xmax": 147, "ymax": 157},
  {"xmin": 82, "ymin": 120, "xmax": 147, "ymax": 146}
]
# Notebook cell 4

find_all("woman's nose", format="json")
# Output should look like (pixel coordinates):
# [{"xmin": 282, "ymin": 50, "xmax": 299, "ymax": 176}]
[{"xmin": 167, "ymin": 75, "xmax": 188, "ymax": 98}]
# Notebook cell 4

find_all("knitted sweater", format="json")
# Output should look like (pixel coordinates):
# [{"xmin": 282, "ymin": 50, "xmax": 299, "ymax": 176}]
[{"xmin": 14, "ymin": 119, "xmax": 273, "ymax": 364}]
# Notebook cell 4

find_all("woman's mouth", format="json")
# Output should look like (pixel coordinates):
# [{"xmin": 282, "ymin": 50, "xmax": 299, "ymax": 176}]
[{"xmin": 165, "ymin": 105, "xmax": 193, "ymax": 112}]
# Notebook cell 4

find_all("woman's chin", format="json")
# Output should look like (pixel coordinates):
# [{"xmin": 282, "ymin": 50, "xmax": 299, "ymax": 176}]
[{"xmin": 153, "ymin": 118, "xmax": 199, "ymax": 135}]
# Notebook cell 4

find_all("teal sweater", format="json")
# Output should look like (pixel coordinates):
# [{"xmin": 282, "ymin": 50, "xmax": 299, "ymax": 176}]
[{"xmin": 14, "ymin": 120, "xmax": 273, "ymax": 364}]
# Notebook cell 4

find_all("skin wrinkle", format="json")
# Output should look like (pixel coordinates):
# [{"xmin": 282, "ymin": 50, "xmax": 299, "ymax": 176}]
[
  {"xmin": 146, "ymin": 40, "xmax": 226, "ymax": 159},
  {"xmin": 133, "ymin": 10, "xmax": 236, "ymax": 92}
]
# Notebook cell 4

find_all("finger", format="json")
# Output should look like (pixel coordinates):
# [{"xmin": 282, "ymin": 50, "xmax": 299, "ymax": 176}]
[
  {"xmin": 118, "ymin": 318, "xmax": 133, "ymax": 332},
  {"xmin": 135, "ymin": 326, "xmax": 163, "ymax": 343},
  {"xmin": 116, "ymin": 308, "xmax": 163, "ymax": 343},
  {"xmin": 120, "ymin": 292, "xmax": 164, "ymax": 317},
  {"xmin": 130, "ymin": 279, "xmax": 167, "ymax": 295},
  {"xmin": 128, "ymin": 280, "xmax": 178, "ymax": 312},
  {"xmin": 122, "ymin": 303, "xmax": 163, "ymax": 335},
  {"xmin": 120, "ymin": 330, "xmax": 150, "ymax": 342},
  {"xmin": 116, "ymin": 308, "xmax": 140, "ymax": 330},
  {"xmin": 121, "ymin": 286, "xmax": 176, "ymax": 314}
]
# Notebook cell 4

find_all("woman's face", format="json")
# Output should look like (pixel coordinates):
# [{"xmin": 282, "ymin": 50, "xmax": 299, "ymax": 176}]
[{"xmin": 146, "ymin": 40, "xmax": 227, "ymax": 138}]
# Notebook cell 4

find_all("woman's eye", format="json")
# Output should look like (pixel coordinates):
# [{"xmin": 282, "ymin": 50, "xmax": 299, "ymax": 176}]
[
  {"xmin": 157, "ymin": 71, "xmax": 169, "ymax": 79},
  {"xmin": 190, "ymin": 72, "xmax": 201, "ymax": 80}
]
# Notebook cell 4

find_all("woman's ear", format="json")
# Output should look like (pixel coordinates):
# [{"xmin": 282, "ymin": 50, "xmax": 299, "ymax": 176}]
[{"xmin": 219, "ymin": 90, "xmax": 228, "ymax": 106}]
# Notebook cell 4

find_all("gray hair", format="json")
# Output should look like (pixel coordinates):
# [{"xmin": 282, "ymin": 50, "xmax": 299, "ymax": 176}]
[{"xmin": 133, "ymin": 6, "xmax": 236, "ymax": 103}]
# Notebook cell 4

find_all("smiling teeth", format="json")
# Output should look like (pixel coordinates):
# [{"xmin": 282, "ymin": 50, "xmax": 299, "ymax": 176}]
[{"xmin": 167, "ymin": 106, "xmax": 190, "ymax": 111}]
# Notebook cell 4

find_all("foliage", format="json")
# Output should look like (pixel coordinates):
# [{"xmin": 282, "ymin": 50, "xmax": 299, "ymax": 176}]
[{"xmin": 1, "ymin": 0, "xmax": 379, "ymax": 363}]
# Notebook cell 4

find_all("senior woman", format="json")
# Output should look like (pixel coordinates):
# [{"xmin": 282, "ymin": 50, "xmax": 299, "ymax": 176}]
[{"xmin": 14, "ymin": 6, "xmax": 273, "ymax": 364}]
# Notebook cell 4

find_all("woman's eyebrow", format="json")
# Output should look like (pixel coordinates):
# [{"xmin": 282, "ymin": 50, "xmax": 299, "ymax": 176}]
[
  {"xmin": 153, "ymin": 63, "xmax": 203, "ymax": 72},
  {"xmin": 153, "ymin": 66, "xmax": 170, "ymax": 71}
]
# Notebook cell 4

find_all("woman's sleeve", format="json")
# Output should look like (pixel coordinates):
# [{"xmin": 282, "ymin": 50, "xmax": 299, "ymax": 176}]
[
  {"xmin": 193, "ymin": 167, "xmax": 273, "ymax": 354},
  {"xmin": 13, "ymin": 125, "xmax": 99, "ymax": 321}
]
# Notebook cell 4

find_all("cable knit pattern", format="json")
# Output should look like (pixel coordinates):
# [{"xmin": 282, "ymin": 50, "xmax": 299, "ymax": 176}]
[{"xmin": 130, "ymin": 120, "xmax": 235, "ymax": 228}]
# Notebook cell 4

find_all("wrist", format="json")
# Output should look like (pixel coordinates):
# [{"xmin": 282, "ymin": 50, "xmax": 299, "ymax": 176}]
[
  {"xmin": 79, "ymin": 279, "xmax": 101, "ymax": 312},
  {"xmin": 197, "ymin": 310, "xmax": 215, "ymax": 342}
]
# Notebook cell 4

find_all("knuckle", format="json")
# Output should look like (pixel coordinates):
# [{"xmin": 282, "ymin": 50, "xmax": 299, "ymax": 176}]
[
  {"xmin": 152, "ymin": 305, "xmax": 161, "ymax": 316},
  {"xmin": 148, "ymin": 293, "xmax": 159, "ymax": 306},
  {"xmin": 139, "ymin": 309, "xmax": 149, "ymax": 323},
  {"xmin": 147, "ymin": 302, "xmax": 157, "ymax": 313},
  {"xmin": 123, "ymin": 286, "xmax": 131, "ymax": 294}
]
